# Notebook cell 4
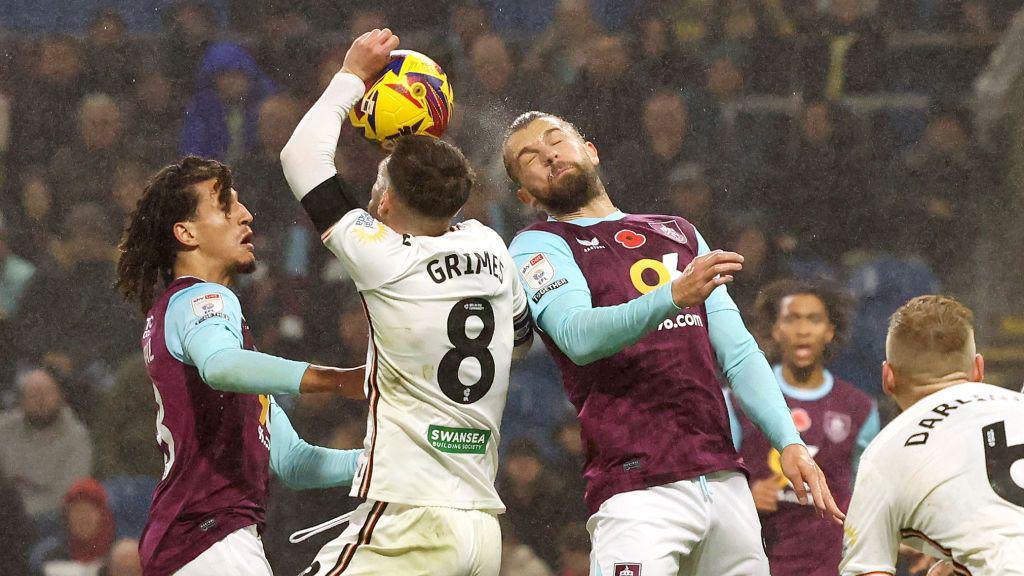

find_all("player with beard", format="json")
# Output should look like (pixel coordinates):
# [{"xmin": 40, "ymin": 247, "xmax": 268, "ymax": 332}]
[
  {"xmin": 503, "ymin": 112, "xmax": 844, "ymax": 576},
  {"xmin": 116, "ymin": 157, "xmax": 366, "ymax": 576}
]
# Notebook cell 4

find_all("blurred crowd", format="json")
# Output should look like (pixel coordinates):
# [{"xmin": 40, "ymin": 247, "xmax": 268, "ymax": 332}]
[{"xmin": 1, "ymin": 1, "xmax": 1022, "ymax": 575}]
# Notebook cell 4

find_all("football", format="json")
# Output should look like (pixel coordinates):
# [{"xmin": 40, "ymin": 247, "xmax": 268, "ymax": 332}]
[{"xmin": 349, "ymin": 49, "xmax": 454, "ymax": 146}]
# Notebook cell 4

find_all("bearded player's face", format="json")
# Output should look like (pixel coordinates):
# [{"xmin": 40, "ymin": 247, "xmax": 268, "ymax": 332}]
[
  {"xmin": 506, "ymin": 117, "xmax": 602, "ymax": 215},
  {"xmin": 189, "ymin": 180, "xmax": 257, "ymax": 275}
]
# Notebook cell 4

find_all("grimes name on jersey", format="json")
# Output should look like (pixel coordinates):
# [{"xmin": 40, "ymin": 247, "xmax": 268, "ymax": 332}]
[{"xmin": 427, "ymin": 252, "xmax": 506, "ymax": 284}]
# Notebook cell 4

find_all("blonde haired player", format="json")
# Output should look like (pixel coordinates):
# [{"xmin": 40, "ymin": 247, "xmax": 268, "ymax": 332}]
[
  {"xmin": 841, "ymin": 295, "xmax": 1024, "ymax": 575},
  {"xmin": 280, "ymin": 29, "xmax": 532, "ymax": 575}
]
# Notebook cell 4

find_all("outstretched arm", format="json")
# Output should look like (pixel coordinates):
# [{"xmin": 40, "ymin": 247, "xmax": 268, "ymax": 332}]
[
  {"xmin": 269, "ymin": 397, "xmax": 363, "ymax": 489},
  {"xmin": 280, "ymin": 29, "xmax": 399, "ymax": 234}
]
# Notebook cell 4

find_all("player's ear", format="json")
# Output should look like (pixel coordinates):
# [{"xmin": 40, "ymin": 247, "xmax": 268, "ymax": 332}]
[
  {"xmin": 881, "ymin": 361, "xmax": 897, "ymax": 397},
  {"xmin": 515, "ymin": 187, "xmax": 536, "ymax": 208},
  {"xmin": 584, "ymin": 140, "xmax": 600, "ymax": 167},
  {"xmin": 972, "ymin": 353, "xmax": 984, "ymax": 383},
  {"xmin": 824, "ymin": 321, "xmax": 835, "ymax": 345},
  {"xmin": 172, "ymin": 221, "xmax": 199, "ymax": 248}
]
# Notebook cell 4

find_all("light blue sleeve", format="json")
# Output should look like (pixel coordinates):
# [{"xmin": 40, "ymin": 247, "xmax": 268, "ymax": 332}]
[
  {"xmin": 509, "ymin": 230, "xmax": 680, "ymax": 366},
  {"xmin": 852, "ymin": 402, "xmax": 880, "ymax": 479},
  {"xmin": 165, "ymin": 283, "xmax": 307, "ymax": 395},
  {"xmin": 694, "ymin": 228, "xmax": 803, "ymax": 451},
  {"xmin": 269, "ymin": 397, "xmax": 362, "ymax": 489}
]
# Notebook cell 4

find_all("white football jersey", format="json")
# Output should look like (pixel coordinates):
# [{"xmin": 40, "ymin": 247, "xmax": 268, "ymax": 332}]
[
  {"xmin": 323, "ymin": 209, "xmax": 528, "ymax": 512},
  {"xmin": 841, "ymin": 382, "xmax": 1024, "ymax": 576}
]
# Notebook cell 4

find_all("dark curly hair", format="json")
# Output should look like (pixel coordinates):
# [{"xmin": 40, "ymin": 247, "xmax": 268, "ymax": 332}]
[
  {"xmin": 753, "ymin": 278, "xmax": 852, "ymax": 363},
  {"xmin": 116, "ymin": 157, "xmax": 233, "ymax": 314}
]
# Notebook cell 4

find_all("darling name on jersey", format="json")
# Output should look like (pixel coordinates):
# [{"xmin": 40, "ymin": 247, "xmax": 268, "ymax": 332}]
[
  {"xmin": 904, "ymin": 390, "xmax": 1024, "ymax": 446},
  {"xmin": 427, "ymin": 252, "xmax": 506, "ymax": 284}
]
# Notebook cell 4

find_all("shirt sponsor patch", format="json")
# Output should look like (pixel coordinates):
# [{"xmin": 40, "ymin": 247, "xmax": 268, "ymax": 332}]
[
  {"xmin": 520, "ymin": 253, "xmax": 555, "ymax": 290},
  {"xmin": 532, "ymin": 278, "xmax": 568, "ymax": 303},
  {"xmin": 351, "ymin": 214, "xmax": 388, "ymax": 243},
  {"xmin": 614, "ymin": 563, "xmax": 642, "ymax": 576},
  {"xmin": 427, "ymin": 424, "xmax": 491, "ymax": 454},
  {"xmin": 191, "ymin": 293, "xmax": 224, "ymax": 317}
]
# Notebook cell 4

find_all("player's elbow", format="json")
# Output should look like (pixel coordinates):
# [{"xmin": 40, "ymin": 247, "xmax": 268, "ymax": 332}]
[
  {"xmin": 279, "ymin": 138, "xmax": 301, "ymax": 171},
  {"xmin": 565, "ymin": 344, "xmax": 606, "ymax": 367}
]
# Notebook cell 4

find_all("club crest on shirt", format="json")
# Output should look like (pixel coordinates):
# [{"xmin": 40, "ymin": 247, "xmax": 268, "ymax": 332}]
[
  {"xmin": 520, "ymin": 253, "xmax": 555, "ymax": 290},
  {"xmin": 824, "ymin": 411, "xmax": 853, "ymax": 443},
  {"xmin": 614, "ymin": 563, "xmax": 642, "ymax": 576},
  {"xmin": 648, "ymin": 220, "xmax": 687, "ymax": 245},
  {"xmin": 191, "ymin": 293, "xmax": 224, "ymax": 317}
]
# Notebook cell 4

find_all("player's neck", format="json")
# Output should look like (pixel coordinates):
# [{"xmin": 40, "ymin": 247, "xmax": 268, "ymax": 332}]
[
  {"xmin": 385, "ymin": 214, "xmax": 450, "ymax": 237},
  {"xmin": 552, "ymin": 194, "xmax": 619, "ymax": 222},
  {"xmin": 174, "ymin": 257, "xmax": 233, "ymax": 287},
  {"xmin": 782, "ymin": 363, "xmax": 826, "ymax": 390}
]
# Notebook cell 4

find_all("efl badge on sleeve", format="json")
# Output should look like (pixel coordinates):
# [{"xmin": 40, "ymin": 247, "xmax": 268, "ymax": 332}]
[
  {"xmin": 191, "ymin": 293, "xmax": 224, "ymax": 317},
  {"xmin": 614, "ymin": 563, "xmax": 642, "ymax": 576},
  {"xmin": 520, "ymin": 253, "xmax": 556, "ymax": 290}
]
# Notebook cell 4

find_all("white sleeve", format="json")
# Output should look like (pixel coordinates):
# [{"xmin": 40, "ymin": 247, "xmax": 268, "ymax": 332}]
[
  {"xmin": 323, "ymin": 209, "xmax": 416, "ymax": 291},
  {"xmin": 840, "ymin": 461, "xmax": 901, "ymax": 576},
  {"xmin": 280, "ymin": 71, "xmax": 365, "ymax": 200}
]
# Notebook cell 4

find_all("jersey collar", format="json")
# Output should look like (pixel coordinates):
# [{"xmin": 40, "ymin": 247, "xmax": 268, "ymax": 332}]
[
  {"xmin": 773, "ymin": 364, "xmax": 834, "ymax": 401},
  {"xmin": 547, "ymin": 210, "xmax": 627, "ymax": 227}
]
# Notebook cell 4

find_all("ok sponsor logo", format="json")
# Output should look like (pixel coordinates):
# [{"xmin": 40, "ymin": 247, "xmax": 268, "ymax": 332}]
[{"xmin": 629, "ymin": 253, "xmax": 683, "ymax": 295}]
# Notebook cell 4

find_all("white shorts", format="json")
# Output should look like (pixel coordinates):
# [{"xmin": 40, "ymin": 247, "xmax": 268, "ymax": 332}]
[
  {"xmin": 174, "ymin": 525, "xmax": 273, "ymax": 576},
  {"xmin": 300, "ymin": 500, "xmax": 501, "ymax": 576},
  {"xmin": 587, "ymin": 471, "xmax": 769, "ymax": 576}
]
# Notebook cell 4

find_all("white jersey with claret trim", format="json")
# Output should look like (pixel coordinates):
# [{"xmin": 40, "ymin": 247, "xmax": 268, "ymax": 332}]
[
  {"xmin": 841, "ymin": 382, "xmax": 1024, "ymax": 576},
  {"xmin": 322, "ymin": 208, "xmax": 527, "ymax": 512}
]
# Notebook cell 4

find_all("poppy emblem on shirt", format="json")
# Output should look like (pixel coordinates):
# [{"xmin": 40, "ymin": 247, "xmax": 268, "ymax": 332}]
[
  {"xmin": 824, "ymin": 411, "xmax": 852, "ymax": 443},
  {"xmin": 791, "ymin": 408, "xmax": 812, "ymax": 432},
  {"xmin": 614, "ymin": 230, "xmax": 647, "ymax": 249}
]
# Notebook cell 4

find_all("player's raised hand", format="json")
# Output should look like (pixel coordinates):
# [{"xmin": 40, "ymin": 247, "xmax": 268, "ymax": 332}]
[
  {"xmin": 779, "ymin": 443, "xmax": 845, "ymax": 523},
  {"xmin": 342, "ymin": 28, "xmax": 401, "ymax": 83},
  {"xmin": 671, "ymin": 250, "xmax": 743, "ymax": 309}
]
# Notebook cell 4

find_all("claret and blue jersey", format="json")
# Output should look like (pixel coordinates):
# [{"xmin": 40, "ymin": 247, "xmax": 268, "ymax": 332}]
[
  {"xmin": 509, "ymin": 211, "xmax": 801, "ymax": 514},
  {"xmin": 139, "ymin": 277, "xmax": 360, "ymax": 576}
]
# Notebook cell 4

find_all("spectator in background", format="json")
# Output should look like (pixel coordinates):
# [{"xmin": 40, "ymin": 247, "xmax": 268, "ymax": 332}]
[
  {"xmin": 9, "ymin": 36, "xmax": 85, "ymax": 169},
  {"xmin": 728, "ymin": 279, "xmax": 879, "ymax": 576},
  {"xmin": 565, "ymin": 35, "xmax": 636, "ymax": 148},
  {"xmin": 38, "ymin": 478, "xmax": 116, "ymax": 576},
  {"xmin": 233, "ymin": 93, "xmax": 306, "ymax": 256},
  {"xmin": 83, "ymin": 9, "xmax": 138, "ymax": 98},
  {"xmin": 101, "ymin": 538, "xmax": 142, "ymax": 576},
  {"xmin": 252, "ymin": 7, "xmax": 320, "ymax": 97},
  {"xmin": 664, "ymin": 162, "xmax": 724, "ymax": 239},
  {"xmin": 50, "ymin": 93, "xmax": 128, "ymax": 208},
  {"xmin": 110, "ymin": 162, "xmax": 149, "ymax": 224},
  {"xmin": 0, "ymin": 368, "xmax": 93, "ymax": 522},
  {"xmin": 799, "ymin": 0, "xmax": 885, "ymax": 98},
  {"xmin": 499, "ymin": 515, "xmax": 554, "ymax": 576},
  {"xmin": 7, "ymin": 167, "xmax": 57, "ymax": 263},
  {"xmin": 523, "ymin": 0, "xmax": 604, "ymax": 87},
  {"xmin": 630, "ymin": 6, "xmax": 698, "ymax": 87},
  {"xmin": 16, "ymin": 202, "xmax": 137, "ymax": 374},
  {"xmin": 0, "ymin": 463, "xmax": 34, "ymax": 575},
  {"xmin": 555, "ymin": 522, "xmax": 591, "ymax": 576},
  {"xmin": 180, "ymin": 42, "xmax": 276, "ymax": 164},
  {"xmin": 893, "ymin": 103, "xmax": 994, "ymax": 290},
  {"xmin": 497, "ymin": 438, "xmax": 579, "ymax": 569},
  {"xmin": 722, "ymin": 215, "xmax": 787, "ymax": 314},
  {"xmin": 160, "ymin": 1, "xmax": 216, "ymax": 97},
  {"xmin": 608, "ymin": 89, "xmax": 706, "ymax": 211},
  {"xmin": 769, "ymin": 98, "xmax": 869, "ymax": 260},
  {"xmin": 124, "ymin": 69, "xmax": 181, "ymax": 168},
  {"xmin": 0, "ymin": 210, "xmax": 35, "ymax": 386},
  {"xmin": 439, "ymin": 0, "xmax": 494, "ymax": 83},
  {"xmin": 92, "ymin": 356, "xmax": 162, "ymax": 480}
]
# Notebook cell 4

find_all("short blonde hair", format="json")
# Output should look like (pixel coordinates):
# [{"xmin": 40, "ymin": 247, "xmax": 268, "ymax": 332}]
[{"xmin": 886, "ymin": 295, "xmax": 975, "ymax": 383}]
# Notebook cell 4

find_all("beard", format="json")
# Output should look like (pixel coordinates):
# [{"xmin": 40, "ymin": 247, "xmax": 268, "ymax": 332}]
[
  {"xmin": 25, "ymin": 409, "xmax": 61, "ymax": 429},
  {"xmin": 232, "ymin": 255, "xmax": 258, "ymax": 275},
  {"xmin": 536, "ymin": 161, "xmax": 602, "ymax": 215}
]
